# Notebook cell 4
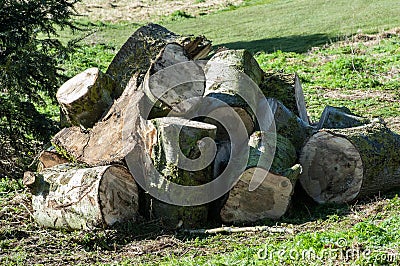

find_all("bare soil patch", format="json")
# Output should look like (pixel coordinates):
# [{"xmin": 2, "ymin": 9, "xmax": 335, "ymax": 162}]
[{"xmin": 74, "ymin": 0, "xmax": 244, "ymax": 22}]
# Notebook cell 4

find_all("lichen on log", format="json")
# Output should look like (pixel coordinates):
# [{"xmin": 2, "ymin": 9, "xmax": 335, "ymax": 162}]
[
  {"xmin": 146, "ymin": 117, "xmax": 217, "ymax": 228},
  {"xmin": 220, "ymin": 131, "xmax": 301, "ymax": 223},
  {"xmin": 260, "ymin": 72, "xmax": 309, "ymax": 123},
  {"xmin": 300, "ymin": 120, "xmax": 400, "ymax": 203}
]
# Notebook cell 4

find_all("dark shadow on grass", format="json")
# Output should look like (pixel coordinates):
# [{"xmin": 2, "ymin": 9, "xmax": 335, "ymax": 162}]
[{"xmin": 216, "ymin": 33, "xmax": 336, "ymax": 54}]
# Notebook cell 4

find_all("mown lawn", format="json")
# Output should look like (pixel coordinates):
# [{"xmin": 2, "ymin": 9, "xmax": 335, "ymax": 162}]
[{"xmin": 1, "ymin": 0, "xmax": 400, "ymax": 265}]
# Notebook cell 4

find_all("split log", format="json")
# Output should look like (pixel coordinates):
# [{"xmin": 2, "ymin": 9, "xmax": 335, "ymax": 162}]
[
  {"xmin": 257, "ymin": 98, "xmax": 314, "ymax": 153},
  {"xmin": 145, "ymin": 117, "xmax": 217, "ymax": 228},
  {"xmin": 317, "ymin": 105, "xmax": 370, "ymax": 130},
  {"xmin": 37, "ymin": 150, "xmax": 69, "ymax": 172},
  {"xmin": 202, "ymin": 49, "xmax": 264, "ymax": 138},
  {"xmin": 142, "ymin": 43, "xmax": 205, "ymax": 118},
  {"xmin": 56, "ymin": 67, "xmax": 117, "ymax": 128},
  {"xmin": 299, "ymin": 121, "xmax": 400, "ymax": 203},
  {"xmin": 106, "ymin": 23, "xmax": 211, "ymax": 91},
  {"xmin": 52, "ymin": 76, "xmax": 154, "ymax": 166},
  {"xmin": 220, "ymin": 131, "xmax": 301, "ymax": 223},
  {"xmin": 24, "ymin": 164, "xmax": 139, "ymax": 230},
  {"xmin": 260, "ymin": 72, "xmax": 309, "ymax": 124}
]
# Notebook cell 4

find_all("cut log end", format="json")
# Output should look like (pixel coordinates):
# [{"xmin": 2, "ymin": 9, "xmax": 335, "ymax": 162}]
[
  {"xmin": 56, "ymin": 67, "xmax": 117, "ymax": 128},
  {"xmin": 299, "ymin": 131, "xmax": 363, "ymax": 203},
  {"xmin": 57, "ymin": 68, "xmax": 99, "ymax": 104},
  {"xmin": 31, "ymin": 164, "xmax": 139, "ymax": 230},
  {"xmin": 220, "ymin": 167, "xmax": 293, "ymax": 223},
  {"xmin": 99, "ymin": 166, "xmax": 139, "ymax": 226}
]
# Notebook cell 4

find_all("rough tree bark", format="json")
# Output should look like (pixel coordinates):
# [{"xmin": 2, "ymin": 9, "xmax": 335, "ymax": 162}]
[
  {"xmin": 142, "ymin": 43, "xmax": 205, "ymax": 118},
  {"xmin": 56, "ymin": 67, "xmax": 117, "ymax": 128},
  {"xmin": 24, "ymin": 164, "xmax": 139, "ymax": 230},
  {"xmin": 106, "ymin": 23, "xmax": 211, "ymax": 91},
  {"xmin": 220, "ymin": 131, "xmax": 301, "ymax": 223},
  {"xmin": 317, "ymin": 106, "xmax": 370, "ymax": 130},
  {"xmin": 260, "ymin": 72, "xmax": 309, "ymax": 124},
  {"xmin": 202, "ymin": 49, "xmax": 264, "ymax": 138},
  {"xmin": 299, "ymin": 120, "xmax": 400, "ymax": 203},
  {"xmin": 257, "ymin": 98, "xmax": 314, "ymax": 153},
  {"xmin": 145, "ymin": 117, "xmax": 217, "ymax": 228}
]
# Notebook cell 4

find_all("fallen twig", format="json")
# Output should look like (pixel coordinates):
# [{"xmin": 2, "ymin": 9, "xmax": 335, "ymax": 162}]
[{"xmin": 181, "ymin": 225, "xmax": 294, "ymax": 234}]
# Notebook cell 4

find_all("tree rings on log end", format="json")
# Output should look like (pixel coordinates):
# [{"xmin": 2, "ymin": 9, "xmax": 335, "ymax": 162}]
[
  {"xmin": 299, "ymin": 131, "xmax": 363, "ymax": 203},
  {"xmin": 99, "ymin": 166, "xmax": 139, "ymax": 226}
]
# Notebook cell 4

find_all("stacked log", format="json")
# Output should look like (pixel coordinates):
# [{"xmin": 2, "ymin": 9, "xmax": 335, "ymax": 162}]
[
  {"xmin": 260, "ymin": 72, "xmax": 309, "ymax": 124},
  {"xmin": 316, "ymin": 105, "xmax": 370, "ymax": 130},
  {"xmin": 220, "ymin": 131, "xmax": 301, "ymax": 223},
  {"xmin": 25, "ymin": 23, "xmax": 400, "ymax": 232},
  {"xmin": 145, "ymin": 117, "xmax": 217, "ymax": 228},
  {"xmin": 201, "ymin": 49, "xmax": 264, "ymax": 138},
  {"xmin": 24, "ymin": 164, "xmax": 138, "ymax": 230},
  {"xmin": 299, "ymin": 120, "xmax": 400, "ymax": 203},
  {"xmin": 56, "ymin": 67, "xmax": 118, "ymax": 128}
]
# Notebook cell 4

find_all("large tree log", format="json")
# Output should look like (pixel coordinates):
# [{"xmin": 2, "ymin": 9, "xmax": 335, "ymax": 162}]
[
  {"xmin": 202, "ymin": 49, "xmax": 264, "ymax": 138},
  {"xmin": 52, "ymin": 76, "xmax": 154, "ymax": 166},
  {"xmin": 24, "ymin": 164, "xmax": 139, "ymax": 230},
  {"xmin": 205, "ymin": 49, "xmax": 264, "ymax": 89},
  {"xmin": 220, "ymin": 131, "xmax": 301, "ymax": 223},
  {"xmin": 142, "ymin": 43, "xmax": 205, "ymax": 118},
  {"xmin": 257, "ymin": 98, "xmax": 314, "ymax": 153},
  {"xmin": 299, "ymin": 121, "xmax": 400, "ymax": 203},
  {"xmin": 144, "ymin": 117, "xmax": 217, "ymax": 228},
  {"xmin": 106, "ymin": 23, "xmax": 211, "ymax": 91},
  {"xmin": 56, "ymin": 67, "xmax": 117, "ymax": 128},
  {"xmin": 260, "ymin": 72, "xmax": 309, "ymax": 124},
  {"xmin": 317, "ymin": 106, "xmax": 370, "ymax": 130}
]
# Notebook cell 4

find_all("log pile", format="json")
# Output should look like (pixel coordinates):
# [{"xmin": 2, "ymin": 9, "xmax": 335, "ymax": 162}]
[{"xmin": 25, "ymin": 23, "xmax": 400, "ymax": 231}]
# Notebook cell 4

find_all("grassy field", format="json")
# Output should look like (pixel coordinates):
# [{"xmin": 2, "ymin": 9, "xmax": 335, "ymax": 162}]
[
  {"xmin": 68, "ymin": 0, "xmax": 400, "ymax": 53},
  {"xmin": 1, "ymin": 0, "xmax": 400, "ymax": 265}
]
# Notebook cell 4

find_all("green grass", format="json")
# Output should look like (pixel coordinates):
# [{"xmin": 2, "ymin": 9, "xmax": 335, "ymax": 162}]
[
  {"xmin": 60, "ymin": 0, "xmax": 400, "ymax": 54},
  {"xmin": 163, "ymin": 0, "xmax": 400, "ymax": 53},
  {"xmin": 256, "ymin": 34, "xmax": 400, "ymax": 121}
]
